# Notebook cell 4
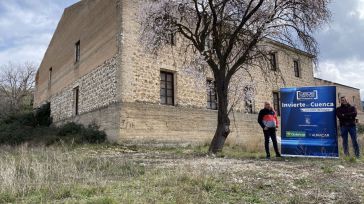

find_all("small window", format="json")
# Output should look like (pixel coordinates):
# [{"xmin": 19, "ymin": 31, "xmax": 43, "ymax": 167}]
[
  {"xmin": 293, "ymin": 60, "xmax": 300, "ymax": 77},
  {"xmin": 75, "ymin": 40, "xmax": 80, "ymax": 63},
  {"xmin": 353, "ymin": 96, "xmax": 355, "ymax": 104},
  {"xmin": 245, "ymin": 100, "xmax": 253, "ymax": 114},
  {"xmin": 273, "ymin": 92, "xmax": 280, "ymax": 116},
  {"xmin": 167, "ymin": 33, "xmax": 176, "ymax": 46},
  {"xmin": 207, "ymin": 80, "xmax": 217, "ymax": 110},
  {"xmin": 160, "ymin": 71, "xmax": 174, "ymax": 105},
  {"xmin": 338, "ymin": 93, "xmax": 341, "ymax": 103},
  {"xmin": 269, "ymin": 53, "xmax": 277, "ymax": 71},
  {"xmin": 73, "ymin": 86, "xmax": 79, "ymax": 115},
  {"xmin": 244, "ymin": 86, "xmax": 254, "ymax": 114},
  {"xmin": 48, "ymin": 67, "xmax": 52, "ymax": 88}
]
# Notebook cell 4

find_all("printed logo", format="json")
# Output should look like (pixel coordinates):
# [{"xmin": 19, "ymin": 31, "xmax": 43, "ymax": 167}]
[
  {"xmin": 305, "ymin": 116, "xmax": 311, "ymax": 125},
  {"xmin": 286, "ymin": 131, "xmax": 306, "ymax": 138},
  {"xmin": 296, "ymin": 90, "xmax": 318, "ymax": 100}
]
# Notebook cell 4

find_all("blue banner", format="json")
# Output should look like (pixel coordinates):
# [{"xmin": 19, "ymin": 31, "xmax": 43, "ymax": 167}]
[{"xmin": 280, "ymin": 86, "xmax": 339, "ymax": 158}]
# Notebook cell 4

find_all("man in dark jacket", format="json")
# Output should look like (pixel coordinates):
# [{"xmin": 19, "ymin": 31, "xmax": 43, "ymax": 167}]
[
  {"xmin": 258, "ymin": 102, "xmax": 281, "ymax": 159},
  {"xmin": 336, "ymin": 96, "xmax": 360, "ymax": 158}
]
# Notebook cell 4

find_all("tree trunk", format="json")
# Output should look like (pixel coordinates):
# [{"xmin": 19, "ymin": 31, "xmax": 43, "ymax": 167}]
[{"xmin": 209, "ymin": 77, "xmax": 230, "ymax": 154}]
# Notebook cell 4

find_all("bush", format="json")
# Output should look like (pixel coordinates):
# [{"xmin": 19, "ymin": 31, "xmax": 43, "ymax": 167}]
[
  {"xmin": 0, "ymin": 122, "xmax": 31, "ymax": 145},
  {"xmin": 82, "ymin": 123, "xmax": 107, "ymax": 144},
  {"xmin": 358, "ymin": 124, "xmax": 364, "ymax": 134},
  {"xmin": 57, "ymin": 122, "xmax": 83, "ymax": 136},
  {"xmin": 0, "ymin": 110, "xmax": 106, "ymax": 145},
  {"xmin": 2, "ymin": 112, "xmax": 36, "ymax": 127},
  {"xmin": 34, "ymin": 102, "xmax": 52, "ymax": 127},
  {"xmin": 57, "ymin": 122, "xmax": 106, "ymax": 144}
]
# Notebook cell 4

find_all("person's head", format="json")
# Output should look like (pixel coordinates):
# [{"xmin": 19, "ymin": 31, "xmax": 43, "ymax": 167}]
[
  {"xmin": 340, "ymin": 96, "xmax": 348, "ymax": 105},
  {"xmin": 264, "ymin": 102, "xmax": 272, "ymax": 110}
]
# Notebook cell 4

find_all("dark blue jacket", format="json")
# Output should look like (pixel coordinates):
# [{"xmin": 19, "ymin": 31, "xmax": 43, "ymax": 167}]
[{"xmin": 336, "ymin": 104, "xmax": 357, "ymax": 127}]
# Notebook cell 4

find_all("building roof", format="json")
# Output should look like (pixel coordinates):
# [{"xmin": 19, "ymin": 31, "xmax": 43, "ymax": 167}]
[
  {"xmin": 314, "ymin": 77, "xmax": 360, "ymax": 90},
  {"xmin": 265, "ymin": 38, "xmax": 316, "ymax": 58}
]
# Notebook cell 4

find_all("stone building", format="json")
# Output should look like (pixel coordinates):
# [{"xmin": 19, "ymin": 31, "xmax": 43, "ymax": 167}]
[
  {"xmin": 34, "ymin": 0, "xmax": 362, "ymax": 148},
  {"xmin": 314, "ymin": 78, "xmax": 362, "ymax": 110}
]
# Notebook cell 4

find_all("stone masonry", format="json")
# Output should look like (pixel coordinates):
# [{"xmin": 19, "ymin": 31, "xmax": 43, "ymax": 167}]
[{"xmin": 50, "ymin": 57, "xmax": 118, "ymax": 121}]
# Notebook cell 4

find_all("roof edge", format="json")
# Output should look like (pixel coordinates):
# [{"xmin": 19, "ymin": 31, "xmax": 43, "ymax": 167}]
[
  {"xmin": 314, "ymin": 77, "xmax": 360, "ymax": 90},
  {"xmin": 265, "ymin": 38, "xmax": 316, "ymax": 59}
]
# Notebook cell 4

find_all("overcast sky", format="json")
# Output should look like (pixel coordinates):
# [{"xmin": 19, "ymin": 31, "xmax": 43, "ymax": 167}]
[{"xmin": 0, "ymin": 0, "xmax": 363, "ymax": 100}]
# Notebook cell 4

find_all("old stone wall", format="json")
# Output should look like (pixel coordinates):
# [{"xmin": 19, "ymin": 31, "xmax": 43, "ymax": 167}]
[
  {"xmin": 120, "ymin": 1, "xmax": 315, "ymax": 112},
  {"xmin": 34, "ymin": 0, "xmax": 118, "ymax": 107},
  {"xmin": 119, "ymin": 102, "xmax": 269, "ymax": 151},
  {"xmin": 51, "ymin": 57, "xmax": 118, "ymax": 123}
]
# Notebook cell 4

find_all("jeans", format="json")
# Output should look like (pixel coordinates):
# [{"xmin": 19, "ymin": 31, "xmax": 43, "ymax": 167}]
[
  {"xmin": 340, "ymin": 126, "xmax": 360, "ymax": 158},
  {"xmin": 263, "ymin": 128, "xmax": 280, "ymax": 157}
]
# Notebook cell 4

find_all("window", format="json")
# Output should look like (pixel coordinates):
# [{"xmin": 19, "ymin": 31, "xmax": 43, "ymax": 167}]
[
  {"xmin": 48, "ymin": 67, "xmax": 52, "ymax": 88},
  {"xmin": 160, "ymin": 71, "xmax": 174, "ymax": 105},
  {"xmin": 207, "ymin": 80, "xmax": 217, "ymax": 110},
  {"xmin": 167, "ymin": 33, "xmax": 176, "ymax": 46},
  {"xmin": 73, "ymin": 87, "xmax": 79, "ymax": 115},
  {"xmin": 273, "ymin": 92, "xmax": 280, "ymax": 116},
  {"xmin": 244, "ymin": 86, "xmax": 254, "ymax": 114},
  {"xmin": 338, "ymin": 92, "xmax": 341, "ymax": 103},
  {"xmin": 293, "ymin": 60, "xmax": 300, "ymax": 77},
  {"xmin": 75, "ymin": 40, "xmax": 80, "ymax": 63},
  {"xmin": 353, "ymin": 96, "xmax": 355, "ymax": 104},
  {"xmin": 245, "ymin": 100, "xmax": 253, "ymax": 114},
  {"xmin": 269, "ymin": 53, "xmax": 277, "ymax": 71}
]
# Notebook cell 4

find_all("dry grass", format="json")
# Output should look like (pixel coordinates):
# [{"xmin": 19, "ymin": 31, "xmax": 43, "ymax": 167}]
[{"xmin": 0, "ymin": 142, "xmax": 363, "ymax": 203}]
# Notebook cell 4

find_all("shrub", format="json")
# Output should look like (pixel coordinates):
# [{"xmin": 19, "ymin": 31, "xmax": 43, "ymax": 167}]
[
  {"xmin": 0, "ymin": 122, "xmax": 30, "ymax": 145},
  {"xmin": 57, "ymin": 122, "xmax": 83, "ymax": 136},
  {"xmin": 2, "ymin": 112, "xmax": 36, "ymax": 127},
  {"xmin": 82, "ymin": 123, "xmax": 107, "ymax": 144},
  {"xmin": 34, "ymin": 102, "xmax": 52, "ymax": 127},
  {"xmin": 358, "ymin": 124, "xmax": 364, "ymax": 134},
  {"xmin": 57, "ymin": 122, "xmax": 106, "ymax": 144}
]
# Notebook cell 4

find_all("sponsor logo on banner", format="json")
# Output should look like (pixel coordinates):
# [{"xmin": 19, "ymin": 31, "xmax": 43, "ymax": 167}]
[{"xmin": 297, "ymin": 90, "xmax": 318, "ymax": 100}]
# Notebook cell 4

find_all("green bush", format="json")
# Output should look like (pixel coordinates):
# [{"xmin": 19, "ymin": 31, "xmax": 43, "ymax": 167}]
[
  {"xmin": 34, "ymin": 102, "xmax": 52, "ymax": 127},
  {"xmin": 0, "ymin": 100, "xmax": 106, "ymax": 146},
  {"xmin": 358, "ymin": 124, "xmax": 364, "ymax": 134},
  {"xmin": 57, "ymin": 122, "xmax": 83, "ymax": 136},
  {"xmin": 57, "ymin": 122, "xmax": 106, "ymax": 144},
  {"xmin": 0, "ymin": 122, "xmax": 30, "ymax": 145},
  {"xmin": 82, "ymin": 123, "xmax": 107, "ymax": 144}
]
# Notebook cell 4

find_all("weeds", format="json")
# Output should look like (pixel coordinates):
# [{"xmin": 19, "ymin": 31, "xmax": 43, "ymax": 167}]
[{"xmin": 0, "ymin": 144, "xmax": 363, "ymax": 203}]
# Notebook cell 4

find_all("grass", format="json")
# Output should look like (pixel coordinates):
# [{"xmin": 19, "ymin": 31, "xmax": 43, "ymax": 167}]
[{"xmin": 0, "ymin": 143, "xmax": 363, "ymax": 203}]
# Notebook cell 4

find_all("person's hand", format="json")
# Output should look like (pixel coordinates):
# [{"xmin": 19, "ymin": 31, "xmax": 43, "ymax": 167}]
[{"xmin": 264, "ymin": 127, "xmax": 268, "ymax": 131}]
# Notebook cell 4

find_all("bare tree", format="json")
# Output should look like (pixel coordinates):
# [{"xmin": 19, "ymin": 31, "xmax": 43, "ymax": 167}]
[
  {"xmin": 0, "ymin": 62, "xmax": 36, "ymax": 117},
  {"xmin": 139, "ymin": 0, "xmax": 331, "ymax": 153}
]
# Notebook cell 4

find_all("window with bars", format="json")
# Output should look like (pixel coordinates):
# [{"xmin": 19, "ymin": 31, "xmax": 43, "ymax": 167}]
[
  {"xmin": 160, "ymin": 71, "xmax": 174, "ymax": 105},
  {"xmin": 74, "ymin": 86, "xmax": 79, "ymax": 116},
  {"xmin": 270, "ymin": 53, "xmax": 277, "ymax": 71},
  {"xmin": 294, "ymin": 60, "xmax": 300, "ymax": 77},
  {"xmin": 206, "ymin": 80, "xmax": 217, "ymax": 110},
  {"xmin": 75, "ymin": 40, "xmax": 80, "ymax": 63},
  {"xmin": 273, "ymin": 92, "xmax": 280, "ymax": 116}
]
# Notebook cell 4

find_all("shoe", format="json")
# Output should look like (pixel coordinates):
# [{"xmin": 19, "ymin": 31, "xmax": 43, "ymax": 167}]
[
  {"xmin": 266, "ymin": 156, "xmax": 271, "ymax": 160},
  {"xmin": 276, "ymin": 154, "xmax": 282, "ymax": 158}
]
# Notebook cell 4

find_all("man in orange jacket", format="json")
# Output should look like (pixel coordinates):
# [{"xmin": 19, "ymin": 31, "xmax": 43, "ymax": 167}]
[{"xmin": 258, "ymin": 102, "xmax": 281, "ymax": 159}]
